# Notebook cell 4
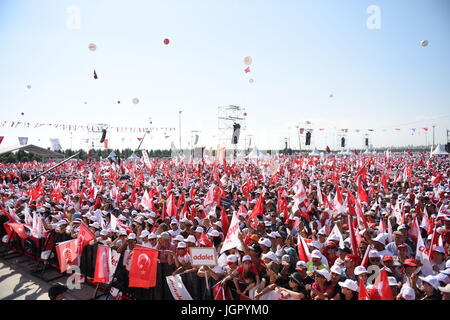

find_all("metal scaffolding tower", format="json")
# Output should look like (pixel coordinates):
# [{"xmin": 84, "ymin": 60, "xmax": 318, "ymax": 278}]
[{"xmin": 217, "ymin": 105, "xmax": 246, "ymax": 151}]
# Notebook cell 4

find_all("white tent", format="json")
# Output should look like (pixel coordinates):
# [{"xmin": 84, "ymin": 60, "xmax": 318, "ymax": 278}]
[
  {"xmin": 309, "ymin": 147, "xmax": 320, "ymax": 156},
  {"xmin": 107, "ymin": 151, "xmax": 117, "ymax": 159},
  {"xmin": 0, "ymin": 144, "xmax": 65, "ymax": 158},
  {"xmin": 248, "ymin": 146, "xmax": 263, "ymax": 159},
  {"xmin": 431, "ymin": 144, "xmax": 449, "ymax": 156},
  {"xmin": 128, "ymin": 152, "xmax": 139, "ymax": 160}
]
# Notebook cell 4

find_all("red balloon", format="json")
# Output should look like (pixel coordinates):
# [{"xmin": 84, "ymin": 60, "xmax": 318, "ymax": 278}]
[
  {"xmin": 244, "ymin": 112, "xmax": 247, "ymax": 116},
  {"xmin": 21, "ymin": 112, "xmax": 24, "ymax": 115},
  {"xmin": 117, "ymin": 101, "xmax": 120, "ymax": 104},
  {"xmin": 164, "ymin": 38, "xmax": 170, "ymax": 45}
]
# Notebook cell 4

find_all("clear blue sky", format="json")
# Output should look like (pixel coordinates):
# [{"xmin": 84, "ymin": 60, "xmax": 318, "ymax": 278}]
[{"xmin": 0, "ymin": 0, "xmax": 449, "ymax": 151}]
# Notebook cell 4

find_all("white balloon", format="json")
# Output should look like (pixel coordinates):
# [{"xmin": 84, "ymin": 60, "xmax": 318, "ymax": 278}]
[
  {"xmin": 26, "ymin": 85, "xmax": 31, "ymax": 89},
  {"xmin": 132, "ymin": 98, "xmax": 139, "ymax": 104},
  {"xmin": 243, "ymin": 56, "xmax": 252, "ymax": 65},
  {"xmin": 88, "ymin": 43, "xmax": 97, "ymax": 51},
  {"xmin": 421, "ymin": 40, "xmax": 429, "ymax": 47}
]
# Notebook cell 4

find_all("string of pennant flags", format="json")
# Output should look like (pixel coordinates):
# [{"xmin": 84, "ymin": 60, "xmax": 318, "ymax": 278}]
[
  {"xmin": 299, "ymin": 127, "xmax": 433, "ymax": 134},
  {"xmin": 0, "ymin": 120, "xmax": 175, "ymax": 133}
]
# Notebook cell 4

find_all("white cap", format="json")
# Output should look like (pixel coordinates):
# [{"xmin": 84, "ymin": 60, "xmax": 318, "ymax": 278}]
[
  {"xmin": 368, "ymin": 249, "xmax": 380, "ymax": 259},
  {"xmin": 315, "ymin": 269, "xmax": 331, "ymax": 281},
  {"xmin": 148, "ymin": 233, "xmax": 157, "ymax": 240},
  {"xmin": 400, "ymin": 285, "xmax": 415, "ymax": 300},
  {"xmin": 354, "ymin": 266, "xmax": 367, "ymax": 276},
  {"xmin": 338, "ymin": 279, "xmax": 358, "ymax": 292},
  {"xmin": 140, "ymin": 230, "xmax": 150, "ymax": 238},
  {"xmin": 330, "ymin": 265, "xmax": 342, "ymax": 276},
  {"xmin": 318, "ymin": 227, "xmax": 327, "ymax": 236},
  {"xmin": 388, "ymin": 276, "xmax": 398, "ymax": 286},
  {"xmin": 258, "ymin": 238, "xmax": 272, "ymax": 248},
  {"xmin": 419, "ymin": 275, "xmax": 440, "ymax": 289},
  {"xmin": 186, "ymin": 235, "xmax": 196, "ymax": 243},
  {"xmin": 371, "ymin": 233, "xmax": 388, "ymax": 245},
  {"xmin": 226, "ymin": 255, "xmax": 238, "ymax": 263},
  {"xmin": 100, "ymin": 229, "xmax": 108, "ymax": 236},
  {"xmin": 311, "ymin": 250, "xmax": 322, "ymax": 259},
  {"xmin": 208, "ymin": 230, "xmax": 220, "ymax": 237},
  {"xmin": 174, "ymin": 235, "xmax": 185, "ymax": 242},
  {"xmin": 242, "ymin": 255, "xmax": 252, "ymax": 262},
  {"xmin": 127, "ymin": 233, "xmax": 136, "ymax": 240},
  {"xmin": 195, "ymin": 226, "xmax": 204, "ymax": 233},
  {"xmin": 262, "ymin": 251, "xmax": 278, "ymax": 262},
  {"xmin": 433, "ymin": 246, "xmax": 446, "ymax": 254},
  {"xmin": 177, "ymin": 241, "xmax": 187, "ymax": 249}
]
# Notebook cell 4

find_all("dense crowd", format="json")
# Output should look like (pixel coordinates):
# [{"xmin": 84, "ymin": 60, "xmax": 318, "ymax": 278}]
[{"xmin": 0, "ymin": 151, "xmax": 449, "ymax": 300}]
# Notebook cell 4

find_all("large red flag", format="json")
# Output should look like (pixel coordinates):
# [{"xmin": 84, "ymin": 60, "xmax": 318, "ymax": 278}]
[
  {"xmin": 94, "ymin": 244, "xmax": 111, "ymax": 283},
  {"xmin": 199, "ymin": 232, "xmax": 213, "ymax": 247},
  {"xmin": 369, "ymin": 267, "xmax": 393, "ymax": 300},
  {"xmin": 4, "ymin": 222, "xmax": 28, "ymax": 239},
  {"xmin": 76, "ymin": 222, "xmax": 96, "ymax": 256},
  {"xmin": 358, "ymin": 277, "xmax": 370, "ymax": 300},
  {"xmin": 358, "ymin": 178, "xmax": 369, "ymax": 204},
  {"xmin": 297, "ymin": 235, "xmax": 311, "ymax": 262},
  {"xmin": 55, "ymin": 239, "xmax": 78, "ymax": 273},
  {"xmin": 128, "ymin": 245, "xmax": 159, "ymax": 288},
  {"xmin": 220, "ymin": 207, "xmax": 230, "ymax": 235}
]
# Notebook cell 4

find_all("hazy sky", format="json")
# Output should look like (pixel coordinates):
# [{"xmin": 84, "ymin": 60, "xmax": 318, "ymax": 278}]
[{"xmin": 0, "ymin": 0, "xmax": 449, "ymax": 152}]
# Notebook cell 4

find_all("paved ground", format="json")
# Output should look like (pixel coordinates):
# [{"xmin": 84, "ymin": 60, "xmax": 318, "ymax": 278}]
[{"xmin": 0, "ymin": 246, "xmax": 107, "ymax": 300}]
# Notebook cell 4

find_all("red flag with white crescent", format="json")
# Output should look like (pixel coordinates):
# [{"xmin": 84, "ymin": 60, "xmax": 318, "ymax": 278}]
[
  {"xmin": 129, "ymin": 245, "xmax": 159, "ymax": 288},
  {"xmin": 76, "ymin": 222, "xmax": 95, "ymax": 256},
  {"xmin": 56, "ymin": 239, "xmax": 78, "ymax": 273},
  {"xmin": 94, "ymin": 244, "xmax": 111, "ymax": 283}
]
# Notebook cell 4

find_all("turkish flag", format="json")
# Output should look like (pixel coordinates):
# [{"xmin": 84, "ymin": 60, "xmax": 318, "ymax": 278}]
[
  {"xmin": 94, "ymin": 244, "xmax": 111, "ymax": 284},
  {"xmin": 199, "ymin": 232, "xmax": 213, "ymax": 247},
  {"xmin": 129, "ymin": 245, "xmax": 159, "ymax": 288},
  {"xmin": 369, "ymin": 267, "xmax": 393, "ymax": 300},
  {"xmin": 244, "ymin": 67, "xmax": 250, "ymax": 73},
  {"xmin": 56, "ymin": 239, "xmax": 78, "ymax": 273},
  {"xmin": 103, "ymin": 139, "xmax": 108, "ymax": 149},
  {"xmin": 220, "ymin": 206, "xmax": 230, "ymax": 235},
  {"xmin": 0, "ymin": 136, "xmax": 3, "ymax": 144},
  {"xmin": 76, "ymin": 222, "xmax": 95, "ymax": 256},
  {"xmin": 5, "ymin": 223, "xmax": 28, "ymax": 239},
  {"xmin": 358, "ymin": 277, "xmax": 370, "ymax": 300},
  {"xmin": 297, "ymin": 235, "xmax": 311, "ymax": 262},
  {"xmin": 358, "ymin": 178, "xmax": 368, "ymax": 204}
]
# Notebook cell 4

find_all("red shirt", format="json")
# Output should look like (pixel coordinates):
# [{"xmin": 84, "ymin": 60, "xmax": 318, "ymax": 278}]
[{"xmin": 236, "ymin": 264, "xmax": 259, "ymax": 281}]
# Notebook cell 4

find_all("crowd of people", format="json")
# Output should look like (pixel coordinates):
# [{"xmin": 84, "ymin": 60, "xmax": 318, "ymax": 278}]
[{"xmin": 0, "ymin": 151, "xmax": 449, "ymax": 300}]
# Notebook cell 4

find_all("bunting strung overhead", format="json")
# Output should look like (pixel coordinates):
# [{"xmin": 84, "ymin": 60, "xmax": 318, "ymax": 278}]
[{"xmin": 0, "ymin": 120, "xmax": 175, "ymax": 133}]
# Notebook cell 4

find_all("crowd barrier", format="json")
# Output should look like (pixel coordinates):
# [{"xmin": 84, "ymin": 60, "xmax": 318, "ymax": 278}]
[{"xmin": 0, "ymin": 219, "xmax": 227, "ymax": 300}]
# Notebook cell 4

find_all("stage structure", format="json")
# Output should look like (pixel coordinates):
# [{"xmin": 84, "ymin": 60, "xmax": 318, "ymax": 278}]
[
  {"xmin": 217, "ymin": 105, "xmax": 246, "ymax": 153},
  {"xmin": 87, "ymin": 123, "xmax": 109, "ymax": 150}
]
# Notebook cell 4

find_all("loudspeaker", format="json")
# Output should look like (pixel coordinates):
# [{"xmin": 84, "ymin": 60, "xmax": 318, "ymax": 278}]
[
  {"xmin": 365, "ymin": 138, "xmax": 369, "ymax": 146},
  {"xmin": 341, "ymin": 137, "xmax": 345, "ymax": 148},
  {"xmin": 232, "ymin": 123, "xmax": 241, "ymax": 144},
  {"xmin": 305, "ymin": 131, "xmax": 311, "ymax": 145},
  {"xmin": 100, "ymin": 129, "xmax": 107, "ymax": 143}
]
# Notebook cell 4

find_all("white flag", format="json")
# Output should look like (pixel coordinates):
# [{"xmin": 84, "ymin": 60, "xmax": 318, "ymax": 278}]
[
  {"xmin": 220, "ymin": 212, "xmax": 242, "ymax": 253},
  {"xmin": 415, "ymin": 228, "xmax": 434, "ymax": 276},
  {"xmin": 166, "ymin": 275, "xmax": 193, "ymax": 300},
  {"xmin": 326, "ymin": 224, "xmax": 345, "ymax": 249}
]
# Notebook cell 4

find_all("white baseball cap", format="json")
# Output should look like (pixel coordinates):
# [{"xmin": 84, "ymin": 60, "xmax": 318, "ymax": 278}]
[
  {"xmin": 262, "ymin": 251, "xmax": 278, "ymax": 262},
  {"xmin": 242, "ymin": 255, "xmax": 252, "ymax": 262},
  {"xmin": 315, "ymin": 269, "xmax": 331, "ymax": 281},
  {"xmin": 195, "ymin": 226, "xmax": 204, "ymax": 233},
  {"xmin": 148, "ymin": 233, "xmax": 157, "ymax": 240},
  {"xmin": 258, "ymin": 238, "xmax": 272, "ymax": 248},
  {"xmin": 330, "ymin": 265, "xmax": 342, "ymax": 276},
  {"xmin": 311, "ymin": 250, "xmax": 322, "ymax": 259},
  {"xmin": 127, "ymin": 233, "xmax": 136, "ymax": 240},
  {"xmin": 177, "ymin": 241, "xmax": 187, "ymax": 249},
  {"xmin": 186, "ymin": 235, "xmax": 196, "ymax": 243},
  {"xmin": 140, "ymin": 230, "xmax": 150, "ymax": 238},
  {"xmin": 354, "ymin": 266, "xmax": 367, "ymax": 276},
  {"xmin": 400, "ymin": 285, "xmax": 416, "ymax": 300},
  {"xmin": 419, "ymin": 275, "xmax": 440, "ymax": 289},
  {"xmin": 338, "ymin": 279, "xmax": 358, "ymax": 292}
]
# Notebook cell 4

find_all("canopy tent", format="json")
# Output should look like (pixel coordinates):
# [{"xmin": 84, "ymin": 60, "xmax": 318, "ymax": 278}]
[
  {"xmin": 0, "ymin": 144, "xmax": 65, "ymax": 158},
  {"xmin": 309, "ymin": 147, "xmax": 320, "ymax": 156},
  {"xmin": 247, "ymin": 146, "xmax": 263, "ymax": 159},
  {"xmin": 107, "ymin": 151, "xmax": 117, "ymax": 159},
  {"xmin": 128, "ymin": 152, "xmax": 139, "ymax": 160},
  {"xmin": 339, "ymin": 149, "xmax": 352, "ymax": 156},
  {"xmin": 431, "ymin": 144, "xmax": 449, "ymax": 155}
]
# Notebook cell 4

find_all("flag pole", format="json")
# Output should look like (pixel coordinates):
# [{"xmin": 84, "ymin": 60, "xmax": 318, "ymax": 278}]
[{"xmin": 27, "ymin": 152, "xmax": 81, "ymax": 183}]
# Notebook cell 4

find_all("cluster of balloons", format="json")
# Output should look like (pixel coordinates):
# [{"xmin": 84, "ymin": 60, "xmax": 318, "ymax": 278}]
[{"xmin": 243, "ymin": 56, "xmax": 254, "ymax": 84}]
